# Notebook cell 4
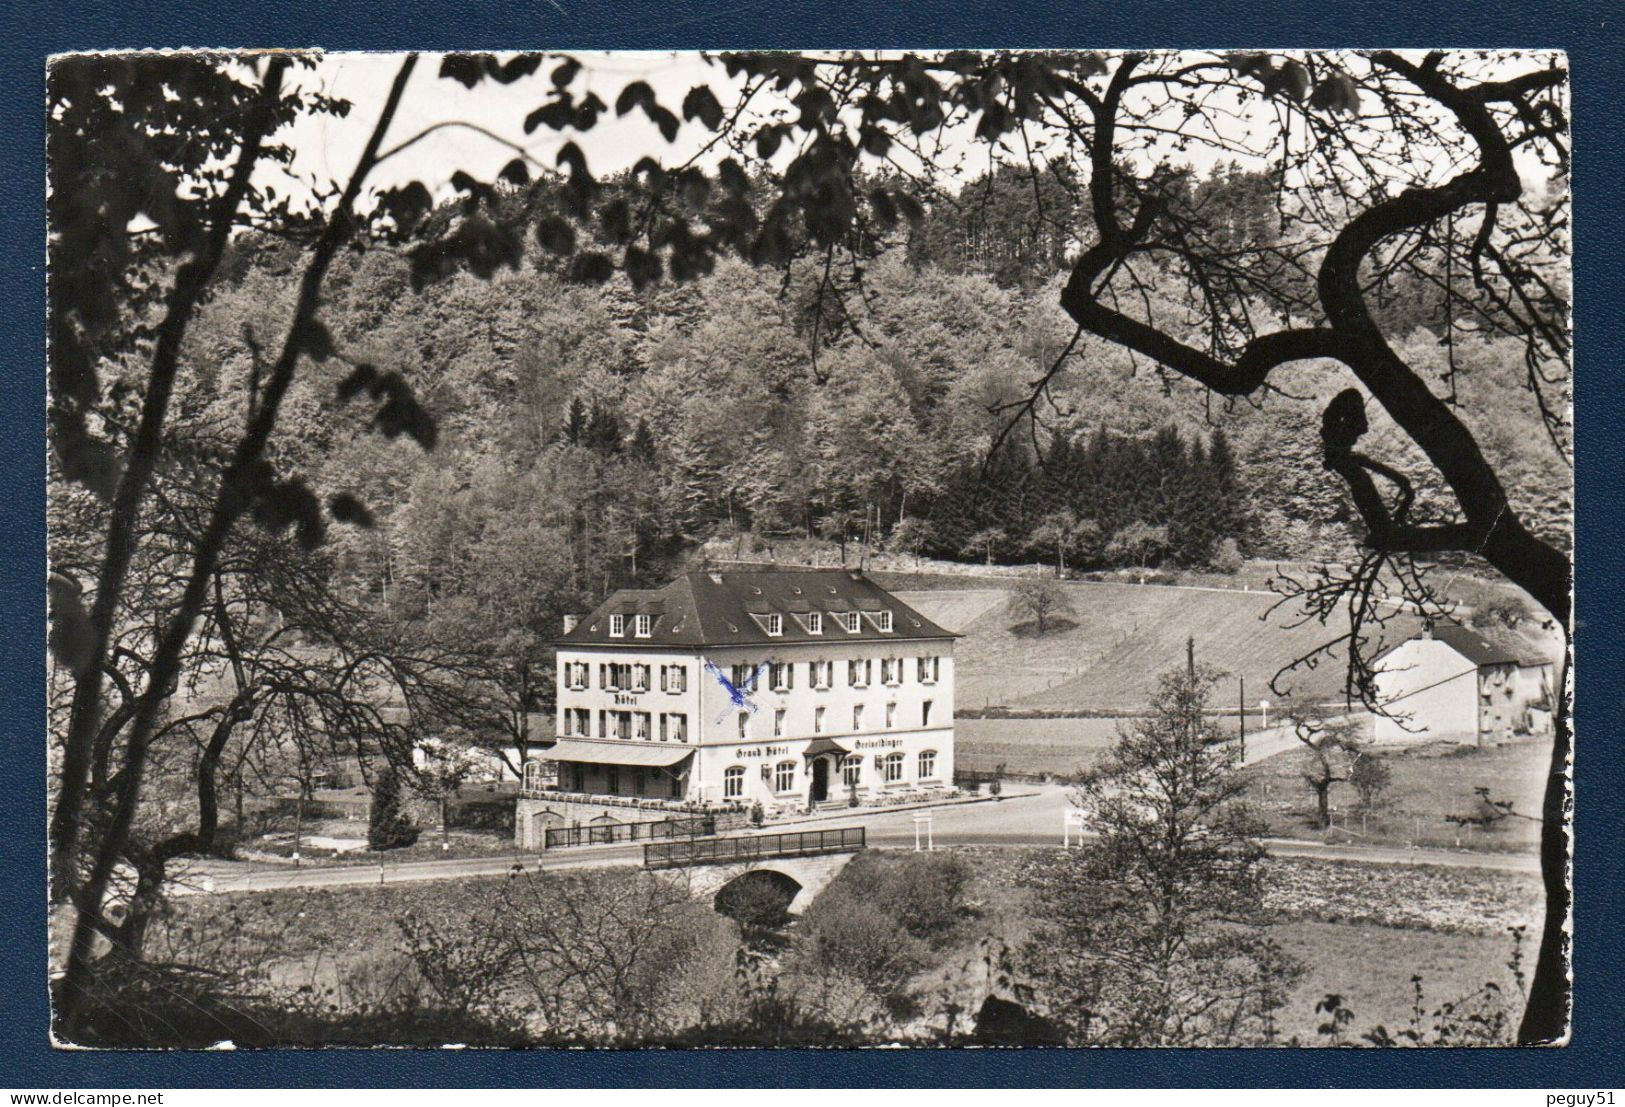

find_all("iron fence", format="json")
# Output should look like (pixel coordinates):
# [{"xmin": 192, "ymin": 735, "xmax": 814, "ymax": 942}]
[{"xmin": 643, "ymin": 826, "xmax": 866, "ymax": 870}]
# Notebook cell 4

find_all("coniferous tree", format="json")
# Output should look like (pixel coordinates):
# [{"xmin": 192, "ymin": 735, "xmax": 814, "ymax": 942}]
[{"xmin": 368, "ymin": 765, "xmax": 418, "ymax": 851}]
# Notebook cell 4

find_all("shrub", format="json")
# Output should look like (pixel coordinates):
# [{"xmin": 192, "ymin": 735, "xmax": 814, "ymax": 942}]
[
  {"xmin": 821, "ymin": 851, "xmax": 974, "ymax": 939},
  {"xmin": 1350, "ymin": 755, "xmax": 1393, "ymax": 811},
  {"xmin": 367, "ymin": 767, "xmax": 418, "ymax": 851},
  {"xmin": 1210, "ymin": 537, "xmax": 1245, "ymax": 575},
  {"xmin": 714, "ymin": 873, "xmax": 796, "ymax": 936},
  {"xmin": 790, "ymin": 885, "xmax": 922, "ymax": 1013}
]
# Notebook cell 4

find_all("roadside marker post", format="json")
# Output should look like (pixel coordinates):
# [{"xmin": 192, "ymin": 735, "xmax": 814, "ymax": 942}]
[
  {"xmin": 1063, "ymin": 808, "xmax": 1087, "ymax": 848},
  {"xmin": 912, "ymin": 811, "xmax": 935, "ymax": 852}
]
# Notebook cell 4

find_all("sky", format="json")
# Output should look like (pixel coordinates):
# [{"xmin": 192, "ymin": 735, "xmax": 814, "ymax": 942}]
[
  {"xmin": 271, "ymin": 52, "xmax": 742, "ymax": 210},
  {"xmin": 260, "ymin": 50, "xmax": 1563, "ymax": 216}
]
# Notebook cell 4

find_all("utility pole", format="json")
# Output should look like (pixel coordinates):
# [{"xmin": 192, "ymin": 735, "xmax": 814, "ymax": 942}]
[
  {"xmin": 1186, "ymin": 635, "xmax": 1198, "ymax": 747},
  {"xmin": 1239, "ymin": 675, "xmax": 1247, "ymax": 764}
]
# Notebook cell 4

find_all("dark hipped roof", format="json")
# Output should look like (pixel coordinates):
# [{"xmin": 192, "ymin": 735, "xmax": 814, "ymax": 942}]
[{"xmin": 556, "ymin": 569, "xmax": 957, "ymax": 648}]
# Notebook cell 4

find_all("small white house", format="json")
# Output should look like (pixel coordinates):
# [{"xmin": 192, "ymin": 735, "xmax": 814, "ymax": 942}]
[{"xmin": 1372, "ymin": 622, "xmax": 1555, "ymax": 746}]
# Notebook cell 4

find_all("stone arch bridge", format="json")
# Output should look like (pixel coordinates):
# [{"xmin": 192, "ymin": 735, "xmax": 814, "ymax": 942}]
[{"xmin": 642, "ymin": 826, "xmax": 866, "ymax": 914}]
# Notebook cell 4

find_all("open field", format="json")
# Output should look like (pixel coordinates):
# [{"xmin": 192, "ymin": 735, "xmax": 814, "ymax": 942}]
[
  {"xmin": 885, "ymin": 569, "xmax": 1561, "ymax": 718},
  {"xmin": 894, "ymin": 581, "xmax": 1424, "ymax": 715},
  {"xmin": 1240, "ymin": 739, "xmax": 1550, "ymax": 853},
  {"xmin": 953, "ymin": 716, "xmax": 1122, "ymax": 776}
]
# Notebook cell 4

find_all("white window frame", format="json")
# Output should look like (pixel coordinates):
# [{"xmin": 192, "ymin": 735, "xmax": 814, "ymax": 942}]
[
  {"xmin": 853, "ymin": 705, "xmax": 865, "ymax": 731},
  {"xmin": 774, "ymin": 708, "xmax": 786, "ymax": 737},
  {"xmin": 724, "ymin": 766, "xmax": 745, "ymax": 799},
  {"xmin": 882, "ymin": 751, "xmax": 905, "ymax": 783},
  {"xmin": 635, "ymin": 613, "xmax": 652, "ymax": 638},
  {"xmin": 814, "ymin": 705, "xmax": 826, "ymax": 734},
  {"xmin": 773, "ymin": 760, "xmax": 796, "ymax": 794},
  {"xmin": 632, "ymin": 664, "xmax": 649, "ymax": 692},
  {"xmin": 918, "ymin": 749, "xmax": 937, "ymax": 779},
  {"xmin": 738, "ymin": 712, "xmax": 750, "ymax": 740},
  {"xmin": 813, "ymin": 660, "xmax": 832, "ymax": 690},
  {"xmin": 634, "ymin": 711, "xmax": 651, "ymax": 740},
  {"xmin": 843, "ymin": 612, "xmax": 862, "ymax": 633},
  {"xmin": 885, "ymin": 702, "xmax": 896, "ymax": 728},
  {"xmin": 807, "ymin": 612, "xmax": 823, "ymax": 635},
  {"xmin": 772, "ymin": 662, "xmax": 793, "ymax": 692},
  {"xmin": 609, "ymin": 613, "xmax": 626, "ymax": 638},
  {"xmin": 766, "ymin": 613, "xmax": 783, "ymax": 637},
  {"xmin": 842, "ymin": 754, "xmax": 863, "ymax": 788},
  {"xmin": 671, "ymin": 713, "xmax": 688, "ymax": 742},
  {"xmin": 876, "ymin": 610, "xmax": 893, "ymax": 632}
]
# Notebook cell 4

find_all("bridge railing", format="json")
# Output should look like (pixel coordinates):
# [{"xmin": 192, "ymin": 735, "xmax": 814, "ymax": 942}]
[{"xmin": 643, "ymin": 826, "xmax": 866, "ymax": 870}]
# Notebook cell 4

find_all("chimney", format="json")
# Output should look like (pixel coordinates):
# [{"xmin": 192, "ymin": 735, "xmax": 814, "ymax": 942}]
[{"xmin": 562, "ymin": 614, "xmax": 580, "ymax": 634}]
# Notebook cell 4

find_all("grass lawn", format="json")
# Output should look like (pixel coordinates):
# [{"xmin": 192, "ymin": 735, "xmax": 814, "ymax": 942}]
[
  {"xmin": 954, "ymin": 716, "xmax": 1121, "ymax": 777},
  {"xmin": 886, "ymin": 568, "xmax": 1560, "ymax": 718},
  {"xmin": 1240, "ymin": 740, "xmax": 1549, "ymax": 852},
  {"xmin": 240, "ymin": 817, "xmax": 521, "ymax": 866},
  {"xmin": 943, "ymin": 845, "xmax": 1536, "ymax": 1044},
  {"xmin": 1271, "ymin": 920, "xmax": 1523, "ymax": 1044},
  {"xmin": 895, "ymin": 580, "xmax": 1425, "ymax": 715}
]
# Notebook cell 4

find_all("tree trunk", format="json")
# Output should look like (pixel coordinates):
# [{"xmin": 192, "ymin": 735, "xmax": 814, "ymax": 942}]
[
  {"xmin": 1519, "ymin": 642, "xmax": 1571, "ymax": 1044},
  {"xmin": 1315, "ymin": 784, "xmax": 1331, "ymax": 831}
]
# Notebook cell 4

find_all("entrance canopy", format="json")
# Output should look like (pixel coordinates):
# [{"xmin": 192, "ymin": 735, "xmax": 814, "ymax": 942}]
[
  {"xmin": 544, "ymin": 740, "xmax": 695, "ymax": 768},
  {"xmin": 801, "ymin": 737, "xmax": 850, "ymax": 759}
]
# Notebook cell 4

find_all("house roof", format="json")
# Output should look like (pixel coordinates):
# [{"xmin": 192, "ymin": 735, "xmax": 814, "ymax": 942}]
[
  {"xmin": 556, "ymin": 568, "xmax": 957, "ymax": 649},
  {"xmin": 1427, "ymin": 624, "xmax": 1544, "ymax": 668}
]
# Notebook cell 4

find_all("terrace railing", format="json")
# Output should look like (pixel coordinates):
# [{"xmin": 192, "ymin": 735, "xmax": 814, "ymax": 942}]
[
  {"xmin": 643, "ymin": 826, "xmax": 866, "ymax": 870},
  {"xmin": 543, "ymin": 815, "xmax": 714, "ymax": 850}
]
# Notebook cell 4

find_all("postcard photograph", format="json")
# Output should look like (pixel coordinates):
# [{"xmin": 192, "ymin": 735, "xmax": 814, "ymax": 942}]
[{"xmin": 44, "ymin": 47, "xmax": 1572, "ymax": 1049}]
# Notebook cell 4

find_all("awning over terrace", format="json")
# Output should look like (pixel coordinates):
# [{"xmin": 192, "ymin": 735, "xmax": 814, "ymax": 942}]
[{"xmin": 542, "ymin": 740, "xmax": 695, "ymax": 768}]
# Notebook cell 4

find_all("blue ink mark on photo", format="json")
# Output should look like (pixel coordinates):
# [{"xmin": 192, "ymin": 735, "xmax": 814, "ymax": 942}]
[{"xmin": 705, "ymin": 658, "xmax": 764, "ymax": 724}]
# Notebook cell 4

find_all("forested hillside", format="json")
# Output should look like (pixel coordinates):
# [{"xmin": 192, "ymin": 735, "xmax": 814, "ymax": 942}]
[{"xmin": 151, "ymin": 167, "xmax": 1570, "ymax": 733}]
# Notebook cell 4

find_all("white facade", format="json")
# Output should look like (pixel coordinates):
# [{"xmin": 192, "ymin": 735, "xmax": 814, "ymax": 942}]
[
  {"xmin": 550, "ymin": 637, "xmax": 955, "ymax": 808},
  {"xmin": 1372, "ymin": 634, "xmax": 1554, "ymax": 746}
]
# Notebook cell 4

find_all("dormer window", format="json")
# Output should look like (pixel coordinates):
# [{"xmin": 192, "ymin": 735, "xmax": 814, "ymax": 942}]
[
  {"xmin": 634, "ymin": 613, "xmax": 652, "ymax": 638},
  {"xmin": 842, "ymin": 612, "xmax": 861, "ymax": 633},
  {"xmin": 766, "ymin": 613, "xmax": 783, "ymax": 637},
  {"xmin": 807, "ymin": 612, "xmax": 823, "ymax": 635},
  {"xmin": 876, "ymin": 611, "xmax": 893, "ymax": 632},
  {"xmin": 609, "ymin": 614, "xmax": 626, "ymax": 638}
]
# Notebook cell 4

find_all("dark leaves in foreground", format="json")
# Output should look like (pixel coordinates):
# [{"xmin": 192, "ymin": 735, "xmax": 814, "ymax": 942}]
[{"xmin": 336, "ymin": 364, "xmax": 438, "ymax": 451}]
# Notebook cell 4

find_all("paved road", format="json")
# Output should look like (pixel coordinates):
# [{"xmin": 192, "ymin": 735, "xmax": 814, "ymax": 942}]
[{"xmin": 177, "ymin": 785, "xmax": 1536, "ymax": 895}]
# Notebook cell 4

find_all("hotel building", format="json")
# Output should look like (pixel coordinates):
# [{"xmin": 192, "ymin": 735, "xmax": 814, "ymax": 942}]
[{"xmin": 538, "ymin": 568, "xmax": 956, "ymax": 808}]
